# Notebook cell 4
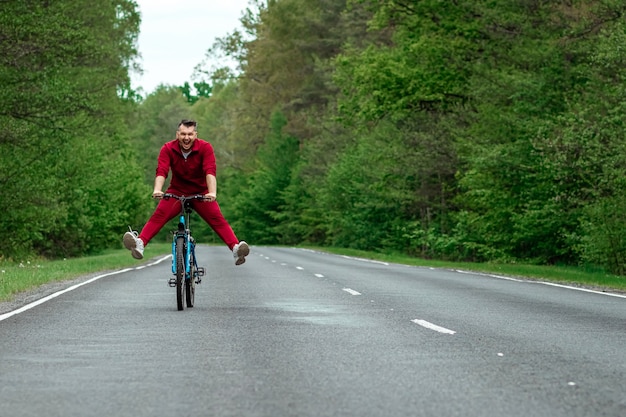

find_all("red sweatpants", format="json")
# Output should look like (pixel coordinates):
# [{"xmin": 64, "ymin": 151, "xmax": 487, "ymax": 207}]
[{"xmin": 138, "ymin": 198, "xmax": 239, "ymax": 250}]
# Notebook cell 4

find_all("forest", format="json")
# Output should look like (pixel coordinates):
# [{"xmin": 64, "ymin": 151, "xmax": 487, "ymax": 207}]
[{"xmin": 2, "ymin": 0, "xmax": 626, "ymax": 276}]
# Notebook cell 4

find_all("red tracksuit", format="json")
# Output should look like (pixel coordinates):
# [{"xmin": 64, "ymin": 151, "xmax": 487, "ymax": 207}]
[{"xmin": 138, "ymin": 138, "xmax": 239, "ymax": 250}]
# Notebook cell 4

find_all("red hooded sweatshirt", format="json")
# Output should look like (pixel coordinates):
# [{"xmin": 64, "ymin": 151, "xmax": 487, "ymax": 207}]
[{"xmin": 156, "ymin": 138, "xmax": 217, "ymax": 195}]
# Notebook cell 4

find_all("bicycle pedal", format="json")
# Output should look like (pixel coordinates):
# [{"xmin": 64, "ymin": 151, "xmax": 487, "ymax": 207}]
[
  {"xmin": 196, "ymin": 267, "xmax": 206, "ymax": 277},
  {"xmin": 167, "ymin": 278, "xmax": 176, "ymax": 287}
]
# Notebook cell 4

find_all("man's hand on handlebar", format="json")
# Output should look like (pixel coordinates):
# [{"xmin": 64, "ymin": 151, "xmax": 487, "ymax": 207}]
[
  {"xmin": 152, "ymin": 191, "xmax": 164, "ymax": 200},
  {"xmin": 204, "ymin": 192, "xmax": 216, "ymax": 202}
]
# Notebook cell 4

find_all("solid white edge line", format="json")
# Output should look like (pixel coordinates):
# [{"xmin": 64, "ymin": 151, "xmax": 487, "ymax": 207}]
[
  {"xmin": 455, "ymin": 269, "xmax": 626, "ymax": 299},
  {"xmin": 538, "ymin": 281, "xmax": 626, "ymax": 298},
  {"xmin": 412, "ymin": 319, "xmax": 456, "ymax": 335},
  {"xmin": 297, "ymin": 248, "xmax": 625, "ymax": 299},
  {"xmin": 340, "ymin": 255, "xmax": 389, "ymax": 266},
  {"xmin": 0, "ymin": 255, "xmax": 172, "ymax": 322}
]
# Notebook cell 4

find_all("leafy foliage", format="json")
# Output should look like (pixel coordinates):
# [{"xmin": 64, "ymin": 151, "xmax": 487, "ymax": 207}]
[
  {"xmin": 0, "ymin": 0, "xmax": 149, "ymax": 260},
  {"xmin": 229, "ymin": 111, "xmax": 301, "ymax": 244},
  {"xmin": 171, "ymin": 0, "xmax": 626, "ymax": 275},
  {"xmin": 6, "ymin": 0, "xmax": 626, "ymax": 279}
]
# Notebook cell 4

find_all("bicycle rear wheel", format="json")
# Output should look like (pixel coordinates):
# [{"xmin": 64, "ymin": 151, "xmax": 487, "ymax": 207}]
[{"xmin": 175, "ymin": 236, "xmax": 185, "ymax": 311}]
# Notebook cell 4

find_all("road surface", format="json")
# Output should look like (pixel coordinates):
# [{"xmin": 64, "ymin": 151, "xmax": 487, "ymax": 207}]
[{"xmin": 1, "ymin": 246, "xmax": 625, "ymax": 417}]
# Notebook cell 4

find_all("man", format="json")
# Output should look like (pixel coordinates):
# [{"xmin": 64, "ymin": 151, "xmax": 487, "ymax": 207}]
[{"xmin": 123, "ymin": 119, "xmax": 249, "ymax": 265}]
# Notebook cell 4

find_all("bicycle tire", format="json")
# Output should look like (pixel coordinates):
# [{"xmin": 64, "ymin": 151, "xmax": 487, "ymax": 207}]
[
  {"xmin": 186, "ymin": 246, "xmax": 195, "ymax": 308},
  {"xmin": 175, "ymin": 236, "xmax": 185, "ymax": 311}
]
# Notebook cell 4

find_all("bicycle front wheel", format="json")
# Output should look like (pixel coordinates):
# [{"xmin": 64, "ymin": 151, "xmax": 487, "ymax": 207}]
[
  {"xmin": 186, "ymin": 248, "xmax": 195, "ymax": 308},
  {"xmin": 175, "ymin": 236, "xmax": 185, "ymax": 311}
]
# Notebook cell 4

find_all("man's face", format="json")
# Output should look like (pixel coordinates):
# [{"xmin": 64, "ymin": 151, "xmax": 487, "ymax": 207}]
[{"xmin": 176, "ymin": 125, "xmax": 197, "ymax": 151}]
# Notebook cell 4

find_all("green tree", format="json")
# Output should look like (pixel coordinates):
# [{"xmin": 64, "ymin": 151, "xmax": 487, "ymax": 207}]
[
  {"xmin": 0, "ymin": 0, "xmax": 148, "ymax": 259},
  {"xmin": 230, "ymin": 111, "xmax": 300, "ymax": 243},
  {"xmin": 179, "ymin": 81, "xmax": 213, "ymax": 104},
  {"xmin": 454, "ymin": 0, "xmax": 626, "ymax": 265}
]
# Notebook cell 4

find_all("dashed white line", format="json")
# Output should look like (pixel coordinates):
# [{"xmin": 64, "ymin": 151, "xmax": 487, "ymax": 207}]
[
  {"xmin": 314, "ymin": 273, "xmax": 324, "ymax": 278},
  {"xmin": 296, "ymin": 266, "xmax": 304, "ymax": 270},
  {"xmin": 411, "ymin": 319, "xmax": 456, "ymax": 335},
  {"xmin": 342, "ymin": 288, "xmax": 362, "ymax": 296}
]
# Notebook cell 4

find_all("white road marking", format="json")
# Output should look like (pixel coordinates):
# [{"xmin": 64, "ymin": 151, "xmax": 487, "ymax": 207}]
[
  {"xmin": 296, "ymin": 248, "xmax": 625, "ymax": 299},
  {"xmin": 296, "ymin": 266, "xmax": 304, "ymax": 270},
  {"xmin": 314, "ymin": 273, "xmax": 324, "ymax": 278},
  {"xmin": 340, "ymin": 255, "xmax": 389, "ymax": 266},
  {"xmin": 455, "ymin": 269, "xmax": 626, "ymax": 299},
  {"xmin": 342, "ymin": 288, "xmax": 361, "ymax": 296},
  {"xmin": 538, "ymin": 281, "xmax": 626, "ymax": 298},
  {"xmin": 411, "ymin": 319, "xmax": 456, "ymax": 335},
  {"xmin": 0, "ymin": 256, "xmax": 171, "ymax": 322}
]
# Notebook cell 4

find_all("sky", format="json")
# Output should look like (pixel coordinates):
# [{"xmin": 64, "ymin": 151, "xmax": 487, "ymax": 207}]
[{"xmin": 131, "ymin": 0, "xmax": 251, "ymax": 94}]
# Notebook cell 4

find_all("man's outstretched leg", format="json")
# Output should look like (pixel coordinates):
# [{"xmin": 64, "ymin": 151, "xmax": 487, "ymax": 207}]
[
  {"xmin": 194, "ymin": 200, "xmax": 250, "ymax": 265},
  {"xmin": 123, "ymin": 228, "xmax": 145, "ymax": 260},
  {"xmin": 232, "ymin": 241, "xmax": 250, "ymax": 265},
  {"xmin": 123, "ymin": 198, "xmax": 180, "ymax": 260}
]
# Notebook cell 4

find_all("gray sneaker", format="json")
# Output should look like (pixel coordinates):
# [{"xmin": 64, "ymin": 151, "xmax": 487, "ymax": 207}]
[
  {"xmin": 123, "ymin": 228, "xmax": 144, "ymax": 260},
  {"xmin": 233, "ymin": 241, "xmax": 249, "ymax": 265}
]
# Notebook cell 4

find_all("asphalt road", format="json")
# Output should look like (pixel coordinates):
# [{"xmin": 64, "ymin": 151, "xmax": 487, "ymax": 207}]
[{"xmin": 1, "ymin": 246, "xmax": 625, "ymax": 417}]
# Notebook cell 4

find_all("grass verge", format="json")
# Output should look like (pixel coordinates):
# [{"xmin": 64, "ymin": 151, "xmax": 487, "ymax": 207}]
[
  {"xmin": 305, "ymin": 247, "xmax": 626, "ymax": 293},
  {"xmin": 1, "ymin": 244, "xmax": 625, "ymax": 303},
  {"xmin": 0, "ymin": 243, "xmax": 171, "ymax": 302}
]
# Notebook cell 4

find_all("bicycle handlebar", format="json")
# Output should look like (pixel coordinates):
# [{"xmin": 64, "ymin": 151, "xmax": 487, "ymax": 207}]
[{"xmin": 161, "ymin": 193, "xmax": 208, "ymax": 202}]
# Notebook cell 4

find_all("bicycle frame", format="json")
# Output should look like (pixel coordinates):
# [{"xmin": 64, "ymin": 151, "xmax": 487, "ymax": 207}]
[
  {"xmin": 171, "ymin": 208, "xmax": 196, "ymax": 278},
  {"xmin": 163, "ymin": 194, "xmax": 206, "ymax": 310}
]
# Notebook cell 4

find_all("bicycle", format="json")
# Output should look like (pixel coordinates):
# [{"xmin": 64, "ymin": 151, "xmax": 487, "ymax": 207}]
[{"xmin": 162, "ymin": 193, "xmax": 206, "ymax": 311}]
